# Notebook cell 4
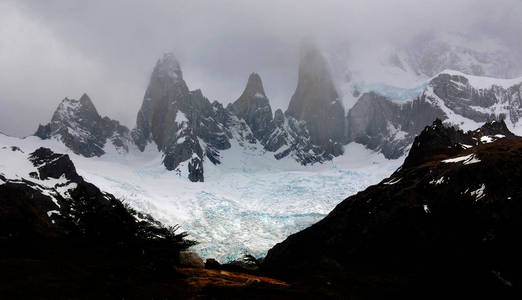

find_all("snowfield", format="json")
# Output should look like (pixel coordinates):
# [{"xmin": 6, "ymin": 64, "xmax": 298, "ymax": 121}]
[{"xmin": 0, "ymin": 133, "xmax": 402, "ymax": 262}]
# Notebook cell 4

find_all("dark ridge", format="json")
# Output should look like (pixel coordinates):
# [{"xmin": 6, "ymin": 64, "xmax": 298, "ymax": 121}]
[{"xmin": 263, "ymin": 120, "xmax": 522, "ymax": 299}]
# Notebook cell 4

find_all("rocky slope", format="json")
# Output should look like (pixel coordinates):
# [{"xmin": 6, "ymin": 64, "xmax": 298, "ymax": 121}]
[
  {"xmin": 346, "ymin": 91, "xmax": 443, "ymax": 158},
  {"xmin": 346, "ymin": 71, "xmax": 522, "ymax": 158},
  {"xmin": 263, "ymin": 120, "xmax": 522, "ymax": 298},
  {"xmin": 35, "ymin": 93, "xmax": 131, "ymax": 157},
  {"xmin": 0, "ymin": 145, "xmax": 145, "ymax": 237}
]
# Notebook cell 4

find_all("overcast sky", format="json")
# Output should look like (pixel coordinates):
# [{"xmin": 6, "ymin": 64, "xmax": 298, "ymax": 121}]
[{"xmin": 1, "ymin": 0, "xmax": 521, "ymax": 136}]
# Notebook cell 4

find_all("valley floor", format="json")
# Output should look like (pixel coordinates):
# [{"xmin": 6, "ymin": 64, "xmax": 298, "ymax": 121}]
[{"xmin": 0, "ymin": 134, "xmax": 403, "ymax": 261}]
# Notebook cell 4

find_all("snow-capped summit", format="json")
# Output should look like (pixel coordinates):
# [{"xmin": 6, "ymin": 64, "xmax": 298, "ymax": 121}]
[
  {"xmin": 55, "ymin": 94, "xmax": 98, "ymax": 123},
  {"xmin": 35, "ymin": 94, "xmax": 131, "ymax": 157}
]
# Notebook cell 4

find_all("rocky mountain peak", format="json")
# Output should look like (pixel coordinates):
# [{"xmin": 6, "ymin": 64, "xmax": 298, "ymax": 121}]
[
  {"xmin": 133, "ymin": 52, "xmax": 191, "ymax": 152},
  {"xmin": 243, "ymin": 73, "xmax": 266, "ymax": 97},
  {"xmin": 54, "ymin": 94, "xmax": 98, "ymax": 121},
  {"xmin": 286, "ymin": 44, "xmax": 345, "ymax": 154},
  {"xmin": 132, "ymin": 53, "xmax": 237, "ymax": 182},
  {"xmin": 78, "ymin": 93, "xmax": 97, "ymax": 111},
  {"xmin": 231, "ymin": 73, "xmax": 273, "ymax": 141},
  {"xmin": 35, "ymin": 94, "xmax": 131, "ymax": 157},
  {"xmin": 154, "ymin": 52, "xmax": 183, "ymax": 81},
  {"xmin": 402, "ymin": 119, "xmax": 515, "ymax": 169}
]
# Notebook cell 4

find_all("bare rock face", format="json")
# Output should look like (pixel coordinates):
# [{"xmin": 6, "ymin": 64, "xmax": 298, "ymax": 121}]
[
  {"xmin": 286, "ymin": 45, "xmax": 345, "ymax": 156},
  {"xmin": 345, "ymin": 71, "xmax": 522, "ymax": 159},
  {"xmin": 132, "ymin": 53, "xmax": 232, "ymax": 181},
  {"xmin": 35, "ymin": 94, "xmax": 131, "ymax": 157},
  {"xmin": 427, "ymin": 73, "xmax": 522, "ymax": 124},
  {"xmin": 29, "ymin": 147, "xmax": 82, "ymax": 182},
  {"xmin": 132, "ymin": 53, "xmax": 191, "ymax": 152},
  {"xmin": 346, "ymin": 92, "xmax": 444, "ymax": 158},
  {"xmin": 230, "ymin": 73, "xmax": 274, "ymax": 142}
]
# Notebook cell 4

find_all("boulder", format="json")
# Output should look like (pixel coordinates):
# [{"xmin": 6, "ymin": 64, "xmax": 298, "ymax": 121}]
[{"xmin": 179, "ymin": 251, "xmax": 204, "ymax": 268}]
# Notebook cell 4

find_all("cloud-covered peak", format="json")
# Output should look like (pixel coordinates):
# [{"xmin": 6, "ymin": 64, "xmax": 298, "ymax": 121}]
[
  {"xmin": 243, "ymin": 72, "xmax": 266, "ymax": 98},
  {"xmin": 154, "ymin": 52, "xmax": 183, "ymax": 81}
]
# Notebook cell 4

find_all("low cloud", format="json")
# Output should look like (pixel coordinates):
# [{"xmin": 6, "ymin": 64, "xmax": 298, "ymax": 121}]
[{"xmin": 1, "ymin": 0, "xmax": 521, "ymax": 136}]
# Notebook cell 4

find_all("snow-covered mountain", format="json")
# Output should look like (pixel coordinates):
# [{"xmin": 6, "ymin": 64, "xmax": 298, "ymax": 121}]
[
  {"xmin": 346, "ymin": 70, "xmax": 522, "ymax": 158},
  {"xmin": 331, "ymin": 33, "xmax": 522, "ymax": 110},
  {"xmin": 3, "ymin": 37, "xmax": 522, "ymax": 262},
  {"xmin": 35, "ymin": 93, "xmax": 132, "ymax": 157},
  {"xmin": 32, "ymin": 37, "xmax": 522, "ymax": 180},
  {"xmin": 37, "ymin": 47, "xmax": 346, "ymax": 182}
]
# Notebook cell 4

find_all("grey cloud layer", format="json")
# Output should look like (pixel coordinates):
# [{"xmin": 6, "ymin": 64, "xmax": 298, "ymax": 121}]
[{"xmin": 1, "ymin": 0, "xmax": 521, "ymax": 136}]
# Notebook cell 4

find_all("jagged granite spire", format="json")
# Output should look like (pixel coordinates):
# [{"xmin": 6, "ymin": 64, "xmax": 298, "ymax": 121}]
[
  {"xmin": 231, "ymin": 73, "xmax": 274, "ymax": 141},
  {"xmin": 35, "ymin": 94, "xmax": 131, "ymax": 157},
  {"xmin": 133, "ymin": 53, "xmax": 190, "ymax": 151},
  {"xmin": 286, "ymin": 44, "xmax": 345, "ymax": 154},
  {"xmin": 132, "ymin": 53, "xmax": 233, "ymax": 182}
]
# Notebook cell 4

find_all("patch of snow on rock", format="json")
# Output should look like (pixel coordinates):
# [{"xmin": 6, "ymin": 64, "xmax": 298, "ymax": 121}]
[
  {"xmin": 175, "ymin": 111, "xmax": 189, "ymax": 124},
  {"xmin": 443, "ymin": 154, "xmax": 481, "ymax": 165},
  {"xmin": 480, "ymin": 136, "xmax": 494, "ymax": 143},
  {"xmin": 430, "ymin": 177, "xmax": 445, "ymax": 185},
  {"xmin": 470, "ymin": 184, "xmax": 486, "ymax": 201}
]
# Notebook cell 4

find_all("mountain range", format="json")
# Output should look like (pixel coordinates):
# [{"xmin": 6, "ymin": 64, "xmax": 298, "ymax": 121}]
[
  {"xmin": 31, "ymin": 43, "xmax": 522, "ymax": 182},
  {"xmin": 2, "ymin": 34, "xmax": 522, "ymax": 297},
  {"xmin": 3, "ymin": 118, "xmax": 520, "ymax": 298}
]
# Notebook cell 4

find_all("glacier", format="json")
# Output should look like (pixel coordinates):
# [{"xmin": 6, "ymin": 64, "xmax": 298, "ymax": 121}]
[{"xmin": 0, "ymin": 132, "xmax": 402, "ymax": 262}]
